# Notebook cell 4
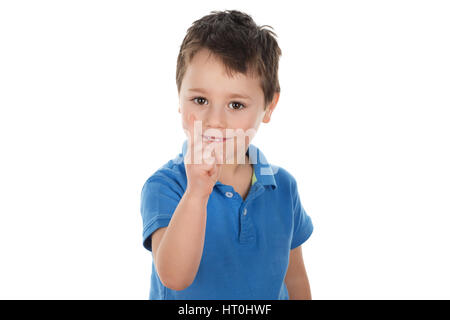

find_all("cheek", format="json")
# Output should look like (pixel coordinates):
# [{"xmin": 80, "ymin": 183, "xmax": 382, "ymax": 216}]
[
  {"xmin": 180, "ymin": 112, "xmax": 194, "ymax": 134},
  {"xmin": 231, "ymin": 114, "xmax": 256, "ymax": 130},
  {"xmin": 231, "ymin": 117, "xmax": 259, "ymax": 139},
  {"xmin": 180, "ymin": 112, "xmax": 188, "ymax": 131},
  {"xmin": 180, "ymin": 104, "xmax": 193, "ymax": 125},
  {"xmin": 180, "ymin": 110, "xmax": 204, "ymax": 137}
]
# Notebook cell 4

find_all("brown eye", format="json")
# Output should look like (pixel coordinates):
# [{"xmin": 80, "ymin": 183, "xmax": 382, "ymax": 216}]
[
  {"xmin": 229, "ymin": 101, "xmax": 245, "ymax": 110},
  {"xmin": 192, "ymin": 97, "xmax": 208, "ymax": 105}
]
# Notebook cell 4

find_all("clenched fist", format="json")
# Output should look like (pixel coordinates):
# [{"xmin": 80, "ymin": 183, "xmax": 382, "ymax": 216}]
[{"xmin": 183, "ymin": 114, "xmax": 222, "ymax": 199}]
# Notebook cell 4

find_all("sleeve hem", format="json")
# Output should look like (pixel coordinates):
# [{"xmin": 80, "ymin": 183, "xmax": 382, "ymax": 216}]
[
  {"xmin": 142, "ymin": 214, "xmax": 172, "ymax": 252},
  {"xmin": 290, "ymin": 221, "xmax": 314, "ymax": 250}
]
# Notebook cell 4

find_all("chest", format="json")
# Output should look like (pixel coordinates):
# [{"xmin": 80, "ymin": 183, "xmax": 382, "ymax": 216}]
[{"xmin": 202, "ymin": 190, "xmax": 293, "ymax": 297}]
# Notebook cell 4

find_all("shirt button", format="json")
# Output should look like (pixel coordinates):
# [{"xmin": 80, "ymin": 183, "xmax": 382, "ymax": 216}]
[
  {"xmin": 225, "ymin": 191, "xmax": 233, "ymax": 198},
  {"xmin": 243, "ymin": 208, "xmax": 247, "ymax": 216}
]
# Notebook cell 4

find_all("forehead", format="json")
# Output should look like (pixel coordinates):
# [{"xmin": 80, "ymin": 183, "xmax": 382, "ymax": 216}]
[{"xmin": 182, "ymin": 49, "xmax": 262, "ymax": 97}]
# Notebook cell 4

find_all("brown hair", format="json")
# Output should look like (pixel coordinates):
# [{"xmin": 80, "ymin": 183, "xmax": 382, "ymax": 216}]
[{"xmin": 176, "ymin": 10, "xmax": 282, "ymax": 111}]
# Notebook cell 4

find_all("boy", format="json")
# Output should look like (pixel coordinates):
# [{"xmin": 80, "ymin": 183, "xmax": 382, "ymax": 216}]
[{"xmin": 140, "ymin": 10, "xmax": 313, "ymax": 300}]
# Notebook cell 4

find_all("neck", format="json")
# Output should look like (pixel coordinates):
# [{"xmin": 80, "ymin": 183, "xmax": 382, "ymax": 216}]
[{"xmin": 218, "ymin": 153, "xmax": 251, "ymax": 182}]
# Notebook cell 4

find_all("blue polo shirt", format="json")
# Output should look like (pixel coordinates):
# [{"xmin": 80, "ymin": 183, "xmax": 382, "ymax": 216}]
[{"xmin": 140, "ymin": 140, "xmax": 314, "ymax": 300}]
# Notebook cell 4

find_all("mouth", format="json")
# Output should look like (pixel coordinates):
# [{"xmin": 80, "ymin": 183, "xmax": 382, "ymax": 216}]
[{"xmin": 202, "ymin": 135, "xmax": 232, "ymax": 143}]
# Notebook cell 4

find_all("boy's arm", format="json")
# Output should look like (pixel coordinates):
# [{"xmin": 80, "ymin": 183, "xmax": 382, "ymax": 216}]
[
  {"xmin": 151, "ymin": 191, "xmax": 209, "ymax": 291},
  {"xmin": 284, "ymin": 245, "xmax": 312, "ymax": 300}
]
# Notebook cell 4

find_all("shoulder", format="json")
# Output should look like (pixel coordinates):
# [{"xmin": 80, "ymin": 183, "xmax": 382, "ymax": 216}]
[
  {"xmin": 270, "ymin": 164, "xmax": 300, "ymax": 192},
  {"xmin": 141, "ymin": 152, "xmax": 187, "ymax": 197}
]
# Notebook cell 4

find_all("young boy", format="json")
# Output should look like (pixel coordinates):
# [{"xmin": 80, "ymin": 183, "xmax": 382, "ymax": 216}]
[{"xmin": 140, "ymin": 10, "xmax": 313, "ymax": 300}]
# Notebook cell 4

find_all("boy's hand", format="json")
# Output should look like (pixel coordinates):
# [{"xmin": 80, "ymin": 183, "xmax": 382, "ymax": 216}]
[{"xmin": 183, "ymin": 114, "xmax": 222, "ymax": 200}]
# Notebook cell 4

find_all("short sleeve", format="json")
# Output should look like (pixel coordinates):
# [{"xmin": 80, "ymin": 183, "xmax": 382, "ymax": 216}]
[
  {"xmin": 290, "ymin": 179, "xmax": 314, "ymax": 249},
  {"xmin": 140, "ymin": 175, "xmax": 184, "ymax": 252}
]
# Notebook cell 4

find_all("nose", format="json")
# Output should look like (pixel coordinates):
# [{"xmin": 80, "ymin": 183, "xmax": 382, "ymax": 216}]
[{"xmin": 204, "ymin": 104, "xmax": 226, "ymax": 130}]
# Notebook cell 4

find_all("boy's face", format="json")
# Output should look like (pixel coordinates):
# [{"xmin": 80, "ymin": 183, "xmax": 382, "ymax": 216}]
[{"xmin": 178, "ymin": 48, "xmax": 279, "ymax": 164}]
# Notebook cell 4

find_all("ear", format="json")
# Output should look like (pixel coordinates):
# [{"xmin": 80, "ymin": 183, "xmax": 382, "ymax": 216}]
[
  {"xmin": 262, "ymin": 92, "xmax": 280, "ymax": 123},
  {"xmin": 178, "ymin": 106, "xmax": 181, "ymax": 114}
]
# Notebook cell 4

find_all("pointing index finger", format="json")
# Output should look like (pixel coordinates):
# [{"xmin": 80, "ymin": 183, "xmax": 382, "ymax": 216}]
[{"xmin": 186, "ymin": 114, "xmax": 204, "ymax": 164}]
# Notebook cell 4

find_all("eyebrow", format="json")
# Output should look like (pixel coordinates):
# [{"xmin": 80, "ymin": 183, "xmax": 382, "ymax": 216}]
[{"xmin": 188, "ymin": 88, "xmax": 252, "ymax": 101}]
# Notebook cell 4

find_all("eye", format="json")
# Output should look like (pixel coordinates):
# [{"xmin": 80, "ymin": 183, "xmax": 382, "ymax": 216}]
[
  {"xmin": 191, "ymin": 97, "xmax": 208, "ymax": 105},
  {"xmin": 228, "ymin": 101, "xmax": 246, "ymax": 110},
  {"xmin": 190, "ymin": 97, "xmax": 246, "ymax": 110}
]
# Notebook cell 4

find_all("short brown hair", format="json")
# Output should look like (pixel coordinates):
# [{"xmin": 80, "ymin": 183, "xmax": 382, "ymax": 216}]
[{"xmin": 176, "ymin": 10, "xmax": 282, "ymax": 111}]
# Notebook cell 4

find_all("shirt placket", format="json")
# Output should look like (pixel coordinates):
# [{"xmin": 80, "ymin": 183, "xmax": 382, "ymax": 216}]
[{"xmin": 218, "ymin": 182, "xmax": 265, "ymax": 245}]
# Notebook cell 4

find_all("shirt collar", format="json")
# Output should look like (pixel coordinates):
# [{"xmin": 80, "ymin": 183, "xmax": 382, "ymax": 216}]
[{"xmin": 181, "ymin": 139, "xmax": 277, "ymax": 190}]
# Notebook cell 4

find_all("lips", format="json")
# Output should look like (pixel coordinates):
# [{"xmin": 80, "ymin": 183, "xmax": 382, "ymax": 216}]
[{"xmin": 202, "ymin": 135, "xmax": 232, "ymax": 142}]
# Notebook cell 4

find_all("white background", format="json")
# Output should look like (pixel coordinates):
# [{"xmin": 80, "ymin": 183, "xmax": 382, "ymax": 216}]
[{"xmin": 1, "ymin": 0, "xmax": 449, "ymax": 299}]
